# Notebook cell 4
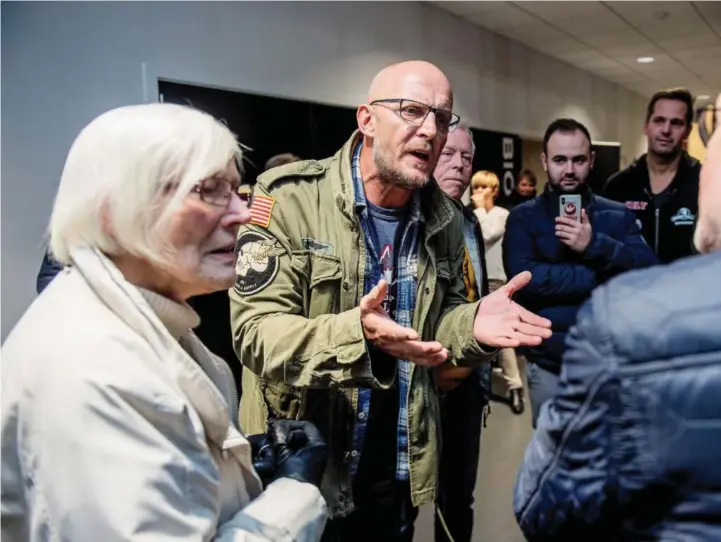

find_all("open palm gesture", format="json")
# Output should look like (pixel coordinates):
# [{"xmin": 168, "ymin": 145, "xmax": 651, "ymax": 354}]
[{"xmin": 474, "ymin": 271, "xmax": 552, "ymax": 348}]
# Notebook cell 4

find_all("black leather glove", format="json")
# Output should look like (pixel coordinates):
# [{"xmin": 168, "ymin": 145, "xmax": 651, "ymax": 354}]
[
  {"xmin": 269, "ymin": 419, "xmax": 328, "ymax": 488},
  {"xmin": 247, "ymin": 433, "xmax": 276, "ymax": 488}
]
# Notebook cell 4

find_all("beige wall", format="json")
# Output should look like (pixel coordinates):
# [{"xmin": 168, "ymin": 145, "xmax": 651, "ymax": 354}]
[{"xmin": 3, "ymin": 1, "xmax": 651, "ymax": 338}]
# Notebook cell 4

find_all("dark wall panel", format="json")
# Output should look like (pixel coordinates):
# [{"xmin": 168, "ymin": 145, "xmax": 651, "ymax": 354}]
[
  {"xmin": 159, "ymin": 81, "xmax": 524, "ymax": 188},
  {"xmin": 469, "ymin": 128, "xmax": 523, "ymax": 206},
  {"xmin": 160, "ymin": 82, "xmax": 315, "ymax": 183},
  {"xmin": 590, "ymin": 143, "xmax": 621, "ymax": 194}
]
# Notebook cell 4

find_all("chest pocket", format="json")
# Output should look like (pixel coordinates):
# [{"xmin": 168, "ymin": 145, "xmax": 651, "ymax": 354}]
[{"xmin": 292, "ymin": 252, "xmax": 343, "ymax": 318}]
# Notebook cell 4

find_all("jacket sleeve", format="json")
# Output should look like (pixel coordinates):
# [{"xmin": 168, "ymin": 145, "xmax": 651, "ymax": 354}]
[
  {"xmin": 36, "ymin": 249, "xmax": 64, "ymax": 294},
  {"xmin": 503, "ymin": 208, "xmax": 600, "ymax": 305},
  {"xmin": 31, "ymin": 342, "xmax": 327, "ymax": 542},
  {"xmin": 230, "ymin": 187, "xmax": 387, "ymax": 390},
  {"xmin": 219, "ymin": 478, "xmax": 326, "ymax": 542},
  {"xmin": 514, "ymin": 293, "xmax": 617, "ymax": 540},
  {"xmin": 434, "ymin": 219, "xmax": 496, "ymax": 367},
  {"xmin": 474, "ymin": 207, "xmax": 507, "ymax": 246},
  {"xmin": 582, "ymin": 210, "xmax": 658, "ymax": 274},
  {"xmin": 478, "ymin": 227, "xmax": 490, "ymax": 298}
]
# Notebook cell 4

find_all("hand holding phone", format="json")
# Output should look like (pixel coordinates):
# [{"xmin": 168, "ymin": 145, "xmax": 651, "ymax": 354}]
[{"xmin": 555, "ymin": 196, "xmax": 592, "ymax": 253}]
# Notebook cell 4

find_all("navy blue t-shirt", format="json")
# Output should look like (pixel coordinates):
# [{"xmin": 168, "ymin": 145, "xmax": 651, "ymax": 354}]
[
  {"xmin": 356, "ymin": 199, "xmax": 411, "ymax": 484},
  {"xmin": 366, "ymin": 200, "xmax": 409, "ymax": 319}
]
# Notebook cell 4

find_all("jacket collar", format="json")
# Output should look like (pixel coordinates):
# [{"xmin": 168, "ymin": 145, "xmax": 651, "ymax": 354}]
[
  {"xmin": 633, "ymin": 151, "xmax": 699, "ymax": 193},
  {"xmin": 331, "ymin": 131, "xmax": 457, "ymax": 239},
  {"xmin": 69, "ymin": 247, "xmax": 235, "ymax": 448}
]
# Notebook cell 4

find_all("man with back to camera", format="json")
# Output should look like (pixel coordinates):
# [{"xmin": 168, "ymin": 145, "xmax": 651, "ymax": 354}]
[
  {"xmin": 515, "ymin": 93, "xmax": 721, "ymax": 542},
  {"xmin": 430, "ymin": 123, "xmax": 491, "ymax": 542},
  {"xmin": 503, "ymin": 118, "xmax": 658, "ymax": 426},
  {"xmin": 229, "ymin": 60, "xmax": 552, "ymax": 541},
  {"xmin": 603, "ymin": 88, "xmax": 701, "ymax": 263}
]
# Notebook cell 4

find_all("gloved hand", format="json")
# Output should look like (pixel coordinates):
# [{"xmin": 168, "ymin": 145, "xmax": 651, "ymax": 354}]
[
  {"xmin": 270, "ymin": 419, "xmax": 327, "ymax": 488},
  {"xmin": 247, "ymin": 433, "xmax": 276, "ymax": 488}
]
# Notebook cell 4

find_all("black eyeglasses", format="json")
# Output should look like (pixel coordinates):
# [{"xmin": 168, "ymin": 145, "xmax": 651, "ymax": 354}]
[
  {"xmin": 370, "ymin": 98, "xmax": 460, "ymax": 134},
  {"xmin": 697, "ymin": 105, "xmax": 719, "ymax": 148},
  {"xmin": 190, "ymin": 176, "xmax": 242, "ymax": 207}
]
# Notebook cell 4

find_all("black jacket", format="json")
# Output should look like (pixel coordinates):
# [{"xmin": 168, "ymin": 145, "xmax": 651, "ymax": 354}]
[
  {"xmin": 503, "ymin": 185, "xmax": 658, "ymax": 375},
  {"xmin": 602, "ymin": 152, "xmax": 700, "ymax": 264},
  {"xmin": 36, "ymin": 249, "xmax": 63, "ymax": 294}
]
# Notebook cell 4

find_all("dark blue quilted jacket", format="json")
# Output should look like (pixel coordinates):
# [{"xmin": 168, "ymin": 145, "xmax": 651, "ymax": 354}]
[
  {"xmin": 515, "ymin": 250, "xmax": 721, "ymax": 541},
  {"xmin": 503, "ymin": 185, "xmax": 658, "ymax": 374}
]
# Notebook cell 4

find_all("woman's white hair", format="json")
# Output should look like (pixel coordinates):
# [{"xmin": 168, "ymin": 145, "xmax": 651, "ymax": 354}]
[{"xmin": 50, "ymin": 103, "xmax": 242, "ymax": 267}]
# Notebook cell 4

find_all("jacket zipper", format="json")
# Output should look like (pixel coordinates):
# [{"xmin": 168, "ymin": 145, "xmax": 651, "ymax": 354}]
[
  {"xmin": 654, "ymin": 208, "xmax": 660, "ymax": 255},
  {"xmin": 231, "ymin": 375, "xmax": 239, "ymax": 419},
  {"xmin": 644, "ymin": 188, "xmax": 661, "ymax": 256}
]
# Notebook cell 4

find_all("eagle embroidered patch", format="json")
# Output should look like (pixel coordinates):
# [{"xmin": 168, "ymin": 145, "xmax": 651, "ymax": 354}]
[{"xmin": 234, "ymin": 230, "xmax": 285, "ymax": 296}]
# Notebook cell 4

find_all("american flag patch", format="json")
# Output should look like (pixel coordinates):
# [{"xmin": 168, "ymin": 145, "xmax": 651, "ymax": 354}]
[{"xmin": 249, "ymin": 195, "xmax": 276, "ymax": 228}]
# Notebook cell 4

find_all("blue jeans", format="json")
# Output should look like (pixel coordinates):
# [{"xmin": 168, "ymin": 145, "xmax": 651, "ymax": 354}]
[{"xmin": 526, "ymin": 362, "xmax": 559, "ymax": 428}]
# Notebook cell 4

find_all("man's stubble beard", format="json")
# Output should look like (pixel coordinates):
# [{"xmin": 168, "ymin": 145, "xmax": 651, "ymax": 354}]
[
  {"xmin": 649, "ymin": 141, "xmax": 684, "ymax": 162},
  {"xmin": 373, "ymin": 140, "xmax": 431, "ymax": 191},
  {"xmin": 549, "ymin": 175, "xmax": 587, "ymax": 194}
]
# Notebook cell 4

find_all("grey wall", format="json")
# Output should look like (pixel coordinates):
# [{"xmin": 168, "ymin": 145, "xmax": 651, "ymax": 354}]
[{"xmin": 1, "ymin": 1, "xmax": 649, "ymax": 339}]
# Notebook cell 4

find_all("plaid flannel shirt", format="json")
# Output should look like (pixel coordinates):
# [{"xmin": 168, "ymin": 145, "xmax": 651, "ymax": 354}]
[{"xmin": 350, "ymin": 142, "xmax": 423, "ymax": 481}]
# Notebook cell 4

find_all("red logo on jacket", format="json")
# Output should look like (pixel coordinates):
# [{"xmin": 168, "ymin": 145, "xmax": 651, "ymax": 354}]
[{"xmin": 625, "ymin": 201, "xmax": 648, "ymax": 211}]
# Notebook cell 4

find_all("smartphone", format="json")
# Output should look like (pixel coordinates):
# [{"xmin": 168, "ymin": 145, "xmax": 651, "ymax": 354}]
[{"xmin": 559, "ymin": 194, "xmax": 582, "ymax": 222}]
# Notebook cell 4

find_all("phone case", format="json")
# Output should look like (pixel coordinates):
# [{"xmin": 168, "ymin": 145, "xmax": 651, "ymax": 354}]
[{"xmin": 559, "ymin": 195, "xmax": 582, "ymax": 221}]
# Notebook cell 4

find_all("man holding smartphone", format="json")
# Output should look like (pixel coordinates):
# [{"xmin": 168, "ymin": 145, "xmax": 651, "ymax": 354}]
[{"xmin": 503, "ymin": 118, "xmax": 658, "ymax": 426}]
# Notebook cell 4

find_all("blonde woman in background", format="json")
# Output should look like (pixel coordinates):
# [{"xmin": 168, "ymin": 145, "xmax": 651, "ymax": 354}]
[{"xmin": 471, "ymin": 171, "xmax": 525, "ymax": 415}]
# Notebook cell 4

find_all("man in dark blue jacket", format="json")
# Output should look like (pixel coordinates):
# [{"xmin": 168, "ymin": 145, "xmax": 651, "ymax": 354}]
[
  {"xmin": 514, "ymin": 93, "xmax": 721, "ymax": 541},
  {"xmin": 503, "ymin": 118, "xmax": 658, "ymax": 426}
]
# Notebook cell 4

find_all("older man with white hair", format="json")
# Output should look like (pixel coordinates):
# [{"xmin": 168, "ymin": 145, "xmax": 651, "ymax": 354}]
[
  {"xmin": 1, "ymin": 103, "xmax": 328, "ymax": 542},
  {"xmin": 515, "ymin": 92, "xmax": 721, "ymax": 540},
  {"xmin": 431, "ymin": 124, "xmax": 490, "ymax": 542}
]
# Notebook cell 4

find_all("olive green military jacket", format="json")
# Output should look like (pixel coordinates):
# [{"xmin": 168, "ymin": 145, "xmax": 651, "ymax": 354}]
[{"xmin": 230, "ymin": 132, "xmax": 493, "ymax": 519}]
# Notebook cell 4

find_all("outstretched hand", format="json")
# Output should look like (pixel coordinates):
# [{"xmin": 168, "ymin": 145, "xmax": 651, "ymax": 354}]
[
  {"xmin": 361, "ymin": 280, "xmax": 448, "ymax": 367},
  {"xmin": 474, "ymin": 271, "xmax": 552, "ymax": 348}
]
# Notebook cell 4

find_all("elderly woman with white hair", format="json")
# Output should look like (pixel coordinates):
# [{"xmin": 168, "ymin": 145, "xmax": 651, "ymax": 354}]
[{"xmin": 1, "ymin": 103, "xmax": 328, "ymax": 541}]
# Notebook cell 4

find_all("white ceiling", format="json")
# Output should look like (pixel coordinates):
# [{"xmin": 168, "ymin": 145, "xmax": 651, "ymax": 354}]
[{"xmin": 428, "ymin": 1, "xmax": 721, "ymax": 102}]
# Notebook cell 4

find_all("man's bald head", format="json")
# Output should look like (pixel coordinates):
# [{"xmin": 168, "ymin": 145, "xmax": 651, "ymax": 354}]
[
  {"xmin": 367, "ymin": 61, "xmax": 453, "ymax": 106},
  {"xmin": 694, "ymin": 92, "xmax": 721, "ymax": 254},
  {"xmin": 356, "ymin": 61, "xmax": 456, "ymax": 195}
]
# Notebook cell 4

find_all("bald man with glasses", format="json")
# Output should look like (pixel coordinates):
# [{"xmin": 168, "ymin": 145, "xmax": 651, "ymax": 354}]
[{"xmin": 231, "ymin": 60, "xmax": 551, "ymax": 541}]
